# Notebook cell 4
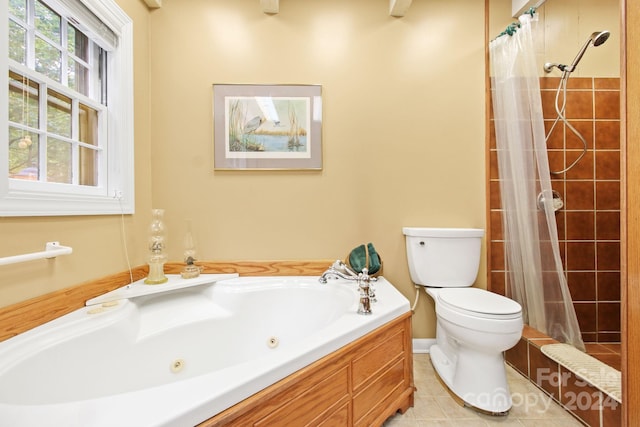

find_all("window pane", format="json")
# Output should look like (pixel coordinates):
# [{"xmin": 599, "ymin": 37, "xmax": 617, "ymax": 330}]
[
  {"xmin": 8, "ymin": 71, "xmax": 39, "ymax": 128},
  {"xmin": 47, "ymin": 138, "xmax": 72, "ymax": 183},
  {"xmin": 26, "ymin": 79, "xmax": 39, "ymax": 129},
  {"xmin": 79, "ymin": 146, "xmax": 98, "ymax": 186},
  {"xmin": 9, "ymin": 127, "xmax": 40, "ymax": 180},
  {"xmin": 9, "ymin": 0, "xmax": 26, "ymax": 21},
  {"xmin": 68, "ymin": 58, "xmax": 89, "ymax": 95},
  {"xmin": 35, "ymin": 37, "xmax": 61, "ymax": 82},
  {"xmin": 35, "ymin": 0, "xmax": 61, "ymax": 44},
  {"xmin": 68, "ymin": 25, "xmax": 89, "ymax": 61},
  {"xmin": 95, "ymin": 46, "xmax": 106, "ymax": 104},
  {"xmin": 9, "ymin": 21, "xmax": 26, "ymax": 64},
  {"xmin": 79, "ymin": 103, "xmax": 98, "ymax": 145},
  {"xmin": 47, "ymin": 89, "xmax": 72, "ymax": 138},
  {"xmin": 79, "ymin": 104, "xmax": 98, "ymax": 186},
  {"xmin": 8, "ymin": 72, "xmax": 24, "ymax": 124}
]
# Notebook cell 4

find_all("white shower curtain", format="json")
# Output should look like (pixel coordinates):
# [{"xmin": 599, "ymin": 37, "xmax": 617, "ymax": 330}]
[{"xmin": 489, "ymin": 14, "xmax": 585, "ymax": 351}]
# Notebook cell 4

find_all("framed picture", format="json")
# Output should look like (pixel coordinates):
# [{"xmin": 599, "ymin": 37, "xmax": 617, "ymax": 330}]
[{"xmin": 213, "ymin": 84, "xmax": 323, "ymax": 170}]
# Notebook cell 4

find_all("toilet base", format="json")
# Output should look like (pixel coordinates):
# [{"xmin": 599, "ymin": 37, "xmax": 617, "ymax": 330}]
[
  {"xmin": 429, "ymin": 344, "xmax": 513, "ymax": 414},
  {"xmin": 430, "ymin": 364, "xmax": 509, "ymax": 416}
]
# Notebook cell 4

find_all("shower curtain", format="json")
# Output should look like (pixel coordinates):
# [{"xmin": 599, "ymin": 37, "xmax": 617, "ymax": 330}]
[{"xmin": 489, "ymin": 14, "xmax": 585, "ymax": 351}]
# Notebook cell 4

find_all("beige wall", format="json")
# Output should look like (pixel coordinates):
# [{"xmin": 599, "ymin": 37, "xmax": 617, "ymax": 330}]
[
  {"xmin": 0, "ymin": 0, "xmax": 153, "ymax": 307},
  {"xmin": 0, "ymin": 0, "xmax": 488, "ymax": 340},
  {"xmin": 148, "ymin": 0, "xmax": 487, "ymax": 338},
  {"xmin": 490, "ymin": 0, "xmax": 620, "ymax": 77},
  {"xmin": 541, "ymin": 0, "xmax": 619, "ymax": 77}
]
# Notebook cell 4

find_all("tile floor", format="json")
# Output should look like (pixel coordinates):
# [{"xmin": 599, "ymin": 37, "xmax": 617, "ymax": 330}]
[{"xmin": 383, "ymin": 354, "xmax": 584, "ymax": 427}]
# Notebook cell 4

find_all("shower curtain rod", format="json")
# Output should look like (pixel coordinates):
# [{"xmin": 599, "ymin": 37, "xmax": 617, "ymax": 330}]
[{"xmin": 494, "ymin": 7, "xmax": 537, "ymax": 39}]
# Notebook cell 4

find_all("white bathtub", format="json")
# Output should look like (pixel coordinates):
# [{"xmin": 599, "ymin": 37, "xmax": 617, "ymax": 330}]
[{"xmin": 0, "ymin": 275, "xmax": 410, "ymax": 427}]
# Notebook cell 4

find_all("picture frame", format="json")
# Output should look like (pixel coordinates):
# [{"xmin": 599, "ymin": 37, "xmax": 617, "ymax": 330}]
[{"xmin": 213, "ymin": 84, "xmax": 323, "ymax": 170}]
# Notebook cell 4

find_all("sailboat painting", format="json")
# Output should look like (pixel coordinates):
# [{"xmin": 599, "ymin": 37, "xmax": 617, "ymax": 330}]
[{"xmin": 213, "ymin": 84, "xmax": 322, "ymax": 170}]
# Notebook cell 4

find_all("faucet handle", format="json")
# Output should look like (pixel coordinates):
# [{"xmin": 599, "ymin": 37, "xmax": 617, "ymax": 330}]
[
  {"xmin": 358, "ymin": 267, "xmax": 377, "ymax": 283},
  {"xmin": 331, "ymin": 259, "xmax": 344, "ymax": 269}
]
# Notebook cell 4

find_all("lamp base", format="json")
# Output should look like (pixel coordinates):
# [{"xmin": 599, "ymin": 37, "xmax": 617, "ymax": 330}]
[{"xmin": 144, "ymin": 261, "xmax": 168, "ymax": 285}]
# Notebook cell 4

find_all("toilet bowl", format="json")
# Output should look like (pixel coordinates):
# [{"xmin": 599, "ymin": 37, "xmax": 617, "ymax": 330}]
[{"xmin": 403, "ymin": 227, "xmax": 523, "ymax": 414}]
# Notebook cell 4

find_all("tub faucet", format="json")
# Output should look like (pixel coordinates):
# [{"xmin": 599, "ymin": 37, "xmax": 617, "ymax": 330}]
[{"xmin": 318, "ymin": 260, "xmax": 359, "ymax": 283}]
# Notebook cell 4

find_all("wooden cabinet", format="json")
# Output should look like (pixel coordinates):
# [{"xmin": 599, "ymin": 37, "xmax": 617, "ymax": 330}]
[{"xmin": 200, "ymin": 312, "xmax": 414, "ymax": 427}]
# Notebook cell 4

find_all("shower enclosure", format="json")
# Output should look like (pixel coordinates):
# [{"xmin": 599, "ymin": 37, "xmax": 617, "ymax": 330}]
[
  {"xmin": 488, "ymin": 0, "xmax": 621, "ymax": 350},
  {"xmin": 488, "ymin": 1, "xmax": 631, "ymax": 425}
]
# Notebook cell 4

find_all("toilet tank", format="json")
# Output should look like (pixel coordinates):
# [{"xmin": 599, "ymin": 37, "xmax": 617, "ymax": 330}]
[{"xmin": 402, "ymin": 227, "xmax": 484, "ymax": 287}]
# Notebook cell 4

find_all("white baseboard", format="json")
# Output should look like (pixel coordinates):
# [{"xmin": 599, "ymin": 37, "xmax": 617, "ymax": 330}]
[{"xmin": 412, "ymin": 338, "xmax": 436, "ymax": 353}]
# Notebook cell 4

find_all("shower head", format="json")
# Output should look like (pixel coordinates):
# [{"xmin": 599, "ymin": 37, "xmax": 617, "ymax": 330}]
[
  {"xmin": 591, "ymin": 30, "xmax": 611, "ymax": 47},
  {"xmin": 543, "ymin": 30, "xmax": 610, "ymax": 74},
  {"xmin": 565, "ymin": 30, "xmax": 611, "ymax": 72}
]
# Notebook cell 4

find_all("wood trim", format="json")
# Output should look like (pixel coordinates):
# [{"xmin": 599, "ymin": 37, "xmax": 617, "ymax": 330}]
[
  {"xmin": 622, "ymin": 0, "xmax": 639, "ymax": 425},
  {"xmin": 0, "ymin": 260, "xmax": 334, "ymax": 343},
  {"xmin": 165, "ymin": 259, "xmax": 334, "ymax": 276},
  {"xmin": 484, "ymin": 0, "xmax": 493, "ymax": 292}
]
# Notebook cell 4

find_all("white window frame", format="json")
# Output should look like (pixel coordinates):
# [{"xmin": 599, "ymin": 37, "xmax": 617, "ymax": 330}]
[{"xmin": 1, "ymin": 0, "xmax": 134, "ymax": 216}]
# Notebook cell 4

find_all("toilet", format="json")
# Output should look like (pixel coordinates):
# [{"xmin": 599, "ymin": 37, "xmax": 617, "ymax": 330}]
[{"xmin": 403, "ymin": 227, "xmax": 523, "ymax": 414}]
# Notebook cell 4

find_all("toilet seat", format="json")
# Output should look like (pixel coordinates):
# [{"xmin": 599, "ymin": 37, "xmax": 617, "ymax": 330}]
[{"xmin": 436, "ymin": 288, "xmax": 522, "ymax": 320}]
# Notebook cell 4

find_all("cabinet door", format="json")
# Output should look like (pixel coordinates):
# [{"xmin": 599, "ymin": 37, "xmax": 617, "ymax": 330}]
[{"xmin": 254, "ymin": 366, "xmax": 350, "ymax": 427}]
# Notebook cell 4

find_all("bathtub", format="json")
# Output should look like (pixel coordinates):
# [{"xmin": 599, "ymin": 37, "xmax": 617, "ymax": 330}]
[{"xmin": 0, "ymin": 274, "xmax": 410, "ymax": 427}]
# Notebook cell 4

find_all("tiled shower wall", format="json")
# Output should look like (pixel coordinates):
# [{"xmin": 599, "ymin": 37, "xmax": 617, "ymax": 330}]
[{"xmin": 489, "ymin": 77, "xmax": 621, "ymax": 343}]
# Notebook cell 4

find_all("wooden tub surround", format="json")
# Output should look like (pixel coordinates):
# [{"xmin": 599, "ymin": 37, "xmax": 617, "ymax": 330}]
[{"xmin": 0, "ymin": 260, "xmax": 415, "ymax": 426}]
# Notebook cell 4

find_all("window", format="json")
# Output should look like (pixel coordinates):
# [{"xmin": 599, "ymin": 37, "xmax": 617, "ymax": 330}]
[{"xmin": 1, "ymin": 0, "xmax": 134, "ymax": 216}]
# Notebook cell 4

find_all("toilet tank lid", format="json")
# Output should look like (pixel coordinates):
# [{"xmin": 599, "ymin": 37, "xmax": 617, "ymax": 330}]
[{"xmin": 402, "ymin": 227, "xmax": 484, "ymax": 238}]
